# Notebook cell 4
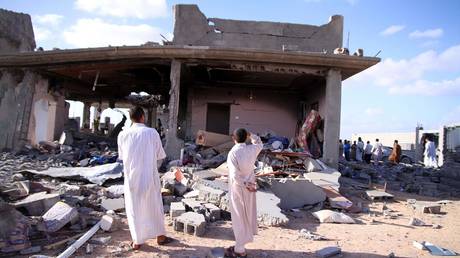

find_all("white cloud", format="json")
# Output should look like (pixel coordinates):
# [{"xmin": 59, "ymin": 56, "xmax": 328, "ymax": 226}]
[
  {"xmin": 34, "ymin": 14, "xmax": 64, "ymax": 26},
  {"xmin": 62, "ymin": 18, "xmax": 166, "ymax": 48},
  {"xmin": 364, "ymin": 107, "xmax": 384, "ymax": 116},
  {"xmin": 409, "ymin": 28, "xmax": 443, "ymax": 39},
  {"xmin": 348, "ymin": 44, "xmax": 460, "ymax": 96},
  {"xmin": 74, "ymin": 0, "xmax": 168, "ymax": 19},
  {"xmin": 389, "ymin": 77, "xmax": 460, "ymax": 96},
  {"xmin": 442, "ymin": 105, "xmax": 460, "ymax": 125},
  {"xmin": 380, "ymin": 25, "xmax": 405, "ymax": 36},
  {"xmin": 33, "ymin": 26, "xmax": 52, "ymax": 41}
]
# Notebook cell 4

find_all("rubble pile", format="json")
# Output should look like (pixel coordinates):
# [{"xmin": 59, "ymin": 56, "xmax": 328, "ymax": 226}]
[{"xmin": 339, "ymin": 154, "xmax": 460, "ymax": 198}]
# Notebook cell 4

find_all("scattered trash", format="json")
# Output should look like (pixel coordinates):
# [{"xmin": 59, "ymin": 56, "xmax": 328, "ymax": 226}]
[{"xmin": 299, "ymin": 229, "xmax": 327, "ymax": 240}]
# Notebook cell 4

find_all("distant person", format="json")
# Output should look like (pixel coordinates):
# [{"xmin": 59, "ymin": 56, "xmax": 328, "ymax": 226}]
[
  {"xmin": 371, "ymin": 139, "xmax": 383, "ymax": 165},
  {"xmin": 226, "ymin": 128, "xmax": 263, "ymax": 257},
  {"xmin": 343, "ymin": 140, "xmax": 351, "ymax": 161},
  {"xmin": 339, "ymin": 139, "xmax": 344, "ymax": 160},
  {"xmin": 356, "ymin": 137, "xmax": 364, "ymax": 162},
  {"xmin": 424, "ymin": 136, "xmax": 438, "ymax": 168},
  {"xmin": 389, "ymin": 140, "xmax": 402, "ymax": 164},
  {"xmin": 364, "ymin": 141, "xmax": 373, "ymax": 164},
  {"xmin": 350, "ymin": 141, "xmax": 357, "ymax": 161}
]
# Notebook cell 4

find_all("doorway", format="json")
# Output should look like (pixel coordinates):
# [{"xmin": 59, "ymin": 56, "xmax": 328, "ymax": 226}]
[{"xmin": 206, "ymin": 103, "xmax": 230, "ymax": 135}]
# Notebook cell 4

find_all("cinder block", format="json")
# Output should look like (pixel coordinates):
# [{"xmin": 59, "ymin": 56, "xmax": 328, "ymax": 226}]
[
  {"xmin": 170, "ymin": 202, "xmax": 186, "ymax": 218},
  {"xmin": 173, "ymin": 212, "xmax": 206, "ymax": 236},
  {"xmin": 198, "ymin": 186, "xmax": 225, "ymax": 206},
  {"xmin": 316, "ymin": 246, "xmax": 341, "ymax": 258},
  {"xmin": 182, "ymin": 198, "xmax": 205, "ymax": 214},
  {"xmin": 204, "ymin": 203, "xmax": 221, "ymax": 222},
  {"xmin": 12, "ymin": 192, "xmax": 60, "ymax": 216}
]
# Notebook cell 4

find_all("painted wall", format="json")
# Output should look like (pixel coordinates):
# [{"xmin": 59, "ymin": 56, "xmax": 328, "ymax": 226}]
[{"xmin": 189, "ymin": 87, "xmax": 302, "ymax": 138}]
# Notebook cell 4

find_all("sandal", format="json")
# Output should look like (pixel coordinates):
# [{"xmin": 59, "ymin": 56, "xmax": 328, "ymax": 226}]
[
  {"xmin": 130, "ymin": 242, "xmax": 141, "ymax": 250},
  {"xmin": 157, "ymin": 236, "xmax": 175, "ymax": 246},
  {"xmin": 225, "ymin": 246, "xmax": 247, "ymax": 258}
]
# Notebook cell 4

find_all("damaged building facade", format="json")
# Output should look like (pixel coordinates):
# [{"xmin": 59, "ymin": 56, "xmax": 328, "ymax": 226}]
[{"xmin": 0, "ymin": 5, "xmax": 379, "ymax": 168}]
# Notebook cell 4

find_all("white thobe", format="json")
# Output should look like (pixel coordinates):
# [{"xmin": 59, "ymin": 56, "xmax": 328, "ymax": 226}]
[
  {"xmin": 364, "ymin": 144, "xmax": 373, "ymax": 155},
  {"xmin": 372, "ymin": 142, "xmax": 383, "ymax": 164},
  {"xmin": 356, "ymin": 141, "xmax": 364, "ymax": 161},
  {"xmin": 424, "ymin": 141, "xmax": 438, "ymax": 168},
  {"xmin": 227, "ymin": 135, "xmax": 263, "ymax": 253},
  {"xmin": 117, "ymin": 123, "xmax": 167, "ymax": 244}
]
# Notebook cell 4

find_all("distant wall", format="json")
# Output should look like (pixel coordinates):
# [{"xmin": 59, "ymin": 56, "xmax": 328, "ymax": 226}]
[
  {"xmin": 173, "ymin": 4, "xmax": 343, "ymax": 53},
  {"xmin": 189, "ymin": 87, "xmax": 300, "ymax": 139}
]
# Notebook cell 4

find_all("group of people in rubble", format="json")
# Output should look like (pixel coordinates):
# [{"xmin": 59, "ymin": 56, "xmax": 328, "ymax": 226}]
[
  {"xmin": 339, "ymin": 137, "xmax": 399, "ymax": 165},
  {"xmin": 117, "ymin": 106, "xmax": 260, "ymax": 257},
  {"xmin": 339, "ymin": 135, "xmax": 439, "ymax": 168}
]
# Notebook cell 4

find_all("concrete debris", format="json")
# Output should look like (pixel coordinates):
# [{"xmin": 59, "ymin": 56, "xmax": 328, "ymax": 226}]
[
  {"xmin": 256, "ymin": 190, "xmax": 289, "ymax": 226},
  {"xmin": 101, "ymin": 198, "xmax": 125, "ymax": 211},
  {"xmin": 267, "ymin": 178, "xmax": 326, "ymax": 210},
  {"xmin": 19, "ymin": 246, "xmax": 42, "ymax": 255},
  {"xmin": 88, "ymin": 236, "xmax": 112, "ymax": 245},
  {"xmin": 408, "ymin": 217, "xmax": 426, "ymax": 227},
  {"xmin": 173, "ymin": 212, "xmax": 206, "ymax": 236},
  {"xmin": 85, "ymin": 244, "xmax": 94, "ymax": 254},
  {"xmin": 316, "ymin": 246, "xmax": 342, "ymax": 258},
  {"xmin": 424, "ymin": 242, "xmax": 457, "ymax": 256},
  {"xmin": 204, "ymin": 203, "xmax": 221, "ymax": 222},
  {"xmin": 413, "ymin": 241, "xmax": 427, "ymax": 250},
  {"xmin": 299, "ymin": 229, "xmax": 326, "ymax": 240},
  {"xmin": 21, "ymin": 162, "xmax": 123, "ymax": 185},
  {"xmin": 312, "ymin": 210, "xmax": 356, "ymax": 224},
  {"xmin": 12, "ymin": 191, "xmax": 60, "ymax": 216},
  {"xmin": 39, "ymin": 201, "xmax": 79, "ymax": 232},
  {"xmin": 170, "ymin": 202, "xmax": 186, "ymax": 218},
  {"xmin": 410, "ymin": 201, "xmax": 442, "ymax": 214},
  {"xmin": 366, "ymin": 190, "xmax": 394, "ymax": 201}
]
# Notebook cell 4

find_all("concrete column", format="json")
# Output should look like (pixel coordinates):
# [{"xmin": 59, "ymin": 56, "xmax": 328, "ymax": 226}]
[
  {"xmin": 438, "ymin": 126, "xmax": 446, "ymax": 167},
  {"xmin": 82, "ymin": 102, "xmax": 91, "ymax": 129},
  {"xmin": 147, "ymin": 106, "xmax": 157, "ymax": 128},
  {"xmin": 322, "ymin": 69, "xmax": 341, "ymax": 168},
  {"xmin": 165, "ymin": 60, "xmax": 184, "ymax": 159}
]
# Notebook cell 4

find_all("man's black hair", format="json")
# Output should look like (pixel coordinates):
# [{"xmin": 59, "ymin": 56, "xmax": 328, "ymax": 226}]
[
  {"xmin": 395, "ymin": 140, "xmax": 399, "ymax": 143},
  {"xmin": 233, "ymin": 128, "xmax": 248, "ymax": 143},
  {"xmin": 130, "ymin": 106, "xmax": 145, "ymax": 122}
]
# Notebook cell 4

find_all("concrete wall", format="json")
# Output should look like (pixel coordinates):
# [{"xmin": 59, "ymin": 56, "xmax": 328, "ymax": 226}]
[
  {"xmin": 352, "ymin": 132, "xmax": 416, "ymax": 150},
  {"xmin": 0, "ymin": 9, "xmax": 35, "ymax": 53},
  {"xmin": 173, "ymin": 5, "xmax": 343, "ymax": 53},
  {"xmin": 189, "ymin": 87, "xmax": 301, "ymax": 139}
]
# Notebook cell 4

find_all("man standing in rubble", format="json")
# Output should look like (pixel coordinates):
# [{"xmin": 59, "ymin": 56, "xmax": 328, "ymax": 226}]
[
  {"xmin": 372, "ymin": 138, "xmax": 383, "ymax": 165},
  {"xmin": 356, "ymin": 137, "xmax": 364, "ymax": 162},
  {"xmin": 225, "ymin": 128, "xmax": 263, "ymax": 258},
  {"xmin": 117, "ymin": 106, "xmax": 174, "ymax": 250}
]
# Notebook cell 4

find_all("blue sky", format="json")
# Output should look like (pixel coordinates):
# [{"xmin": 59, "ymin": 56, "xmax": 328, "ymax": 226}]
[{"xmin": 2, "ymin": 0, "xmax": 459, "ymax": 138}]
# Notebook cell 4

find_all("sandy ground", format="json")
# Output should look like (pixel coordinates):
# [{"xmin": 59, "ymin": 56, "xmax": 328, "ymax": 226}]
[{"xmin": 34, "ymin": 187, "xmax": 460, "ymax": 258}]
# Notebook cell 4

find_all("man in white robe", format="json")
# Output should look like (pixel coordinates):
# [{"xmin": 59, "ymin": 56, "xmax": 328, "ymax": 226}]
[
  {"xmin": 424, "ymin": 138, "xmax": 438, "ymax": 168},
  {"xmin": 226, "ymin": 128, "xmax": 263, "ymax": 257},
  {"xmin": 371, "ymin": 138, "xmax": 383, "ymax": 165},
  {"xmin": 117, "ymin": 106, "xmax": 173, "ymax": 249},
  {"xmin": 356, "ymin": 137, "xmax": 364, "ymax": 162}
]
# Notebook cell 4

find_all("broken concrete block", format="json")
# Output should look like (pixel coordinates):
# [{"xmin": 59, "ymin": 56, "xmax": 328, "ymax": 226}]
[
  {"xmin": 40, "ymin": 201, "xmax": 79, "ymax": 232},
  {"xmin": 12, "ymin": 191, "xmax": 60, "ymax": 216},
  {"xmin": 162, "ymin": 195, "xmax": 175, "ymax": 206},
  {"xmin": 196, "ymin": 130, "xmax": 232, "ymax": 147},
  {"xmin": 411, "ymin": 201, "xmax": 442, "ymax": 214},
  {"xmin": 204, "ymin": 203, "xmax": 221, "ymax": 222},
  {"xmin": 183, "ymin": 190, "xmax": 200, "ymax": 199},
  {"xmin": 366, "ymin": 190, "xmax": 394, "ymax": 201},
  {"xmin": 408, "ymin": 217, "xmax": 426, "ymax": 226},
  {"xmin": 413, "ymin": 241, "xmax": 427, "ymax": 250},
  {"xmin": 170, "ymin": 202, "xmax": 186, "ymax": 218},
  {"xmin": 256, "ymin": 190, "xmax": 289, "ymax": 226},
  {"xmin": 86, "ymin": 244, "xmax": 94, "ymax": 254},
  {"xmin": 182, "ymin": 198, "xmax": 204, "ymax": 213},
  {"xmin": 2, "ymin": 181, "xmax": 30, "ymax": 201},
  {"xmin": 0, "ymin": 201, "xmax": 31, "ymax": 253},
  {"xmin": 58, "ymin": 183, "xmax": 81, "ymax": 196},
  {"xmin": 20, "ymin": 246, "xmax": 41, "ymax": 255},
  {"xmin": 198, "ymin": 186, "xmax": 225, "ymax": 206},
  {"xmin": 312, "ymin": 210, "xmax": 355, "ymax": 224},
  {"xmin": 316, "ymin": 246, "xmax": 341, "ymax": 258},
  {"xmin": 105, "ymin": 185, "xmax": 124, "ymax": 198},
  {"xmin": 192, "ymin": 170, "xmax": 221, "ymax": 181},
  {"xmin": 101, "ymin": 198, "xmax": 125, "ymax": 211},
  {"xmin": 89, "ymin": 236, "xmax": 112, "ymax": 245},
  {"xmin": 268, "ymin": 178, "xmax": 326, "ymax": 210},
  {"xmin": 173, "ymin": 212, "xmax": 206, "ymax": 236}
]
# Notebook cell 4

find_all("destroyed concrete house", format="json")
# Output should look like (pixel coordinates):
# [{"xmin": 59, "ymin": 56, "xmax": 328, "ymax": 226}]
[{"xmin": 0, "ymin": 5, "xmax": 379, "ymax": 168}]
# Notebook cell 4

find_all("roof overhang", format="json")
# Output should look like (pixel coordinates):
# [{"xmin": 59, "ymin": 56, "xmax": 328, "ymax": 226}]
[{"xmin": 0, "ymin": 45, "xmax": 380, "ymax": 80}]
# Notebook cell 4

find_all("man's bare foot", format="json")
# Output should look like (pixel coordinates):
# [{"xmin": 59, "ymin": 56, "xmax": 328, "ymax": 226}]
[{"xmin": 157, "ymin": 235, "xmax": 175, "ymax": 245}]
